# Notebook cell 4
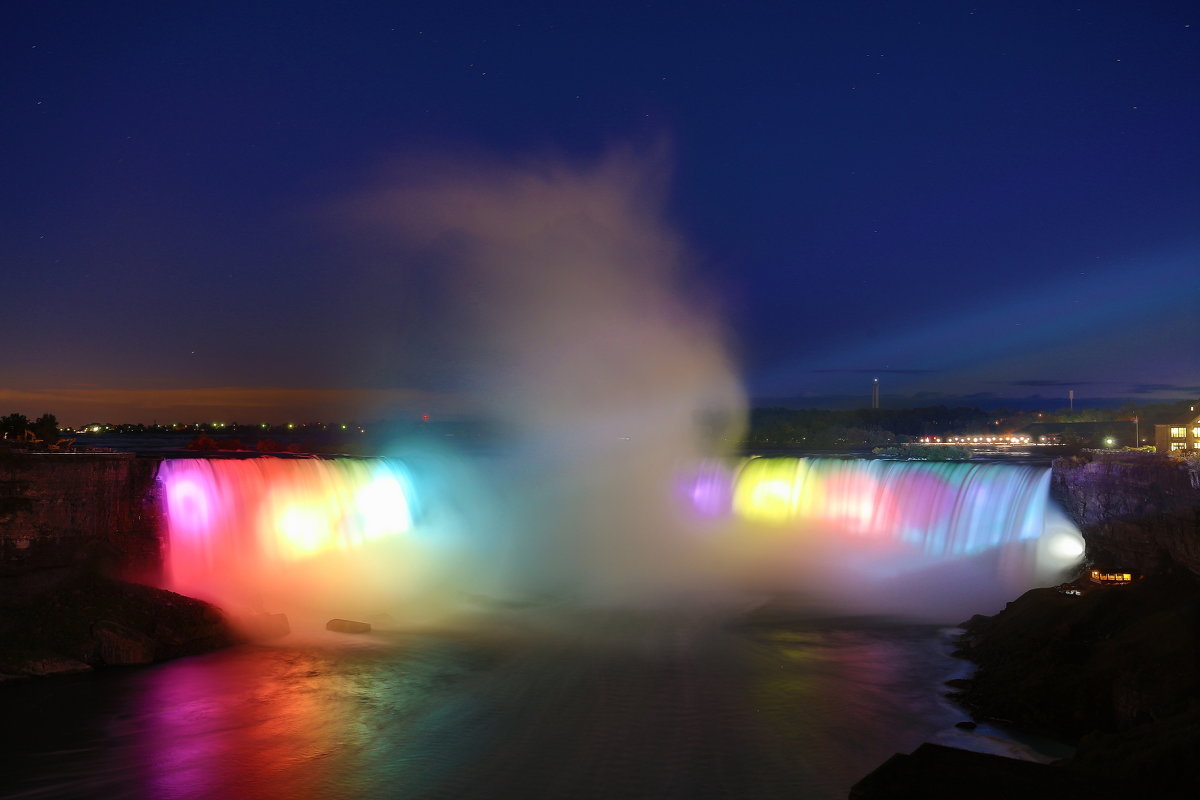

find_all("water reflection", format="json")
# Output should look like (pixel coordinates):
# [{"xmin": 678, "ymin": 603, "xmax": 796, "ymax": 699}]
[{"xmin": 0, "ymin": 617, "xmax": 1057, "ymax": 800}]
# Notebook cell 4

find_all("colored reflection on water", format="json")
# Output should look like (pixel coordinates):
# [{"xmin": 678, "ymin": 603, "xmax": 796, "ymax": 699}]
[{"xmin": 0, "ymin": 617, "xmax": 1061, "ymax": 800}]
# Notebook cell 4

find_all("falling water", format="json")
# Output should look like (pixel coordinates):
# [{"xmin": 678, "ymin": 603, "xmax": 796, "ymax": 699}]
[
  {"xmin": 159, "ymin": 457, "xmax": 457, "ymax": 625},
  {"xmin": 158, "ymin": 454, "xmax": 1083, "ymax": 624}
]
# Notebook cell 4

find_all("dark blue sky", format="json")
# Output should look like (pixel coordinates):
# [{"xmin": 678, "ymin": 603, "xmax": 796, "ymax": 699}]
[{"xmin": 3, "ymin": 1, "xmax": 1197, "ymax": 423}]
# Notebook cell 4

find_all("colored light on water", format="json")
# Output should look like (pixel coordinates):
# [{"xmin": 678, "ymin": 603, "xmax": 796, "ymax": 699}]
[
  {"xmin": 159, "ymin": 458, "xmax": 421, "ymax": 603},
  {"xmin": 165, "ymin": 478, "xmax": 213, "ymax": 534},
  {"xmin": 690, "ymin": 456, "xmax": 1064, "ymax": 559},
  {"xmin": 356, "ymin": 474, "xmax": 413, "ymax": 541},
  {"xmin": 157, "ymin": 454, "xmax": 1082, "ymax": 620},
  {"xmin": 732, "ymin": 458, "xmax": 810, "ymax": 524},
  {"xmin": 677, "ymin": 461, "xmax": 735, "ymax": 519},
  {"xmin": 277, "ymin": 505, "xmax": 330, "ymax": 557},
  {"xmin": 1045, "ymin": 530, "xmax": 1085, "ymax": 560}
]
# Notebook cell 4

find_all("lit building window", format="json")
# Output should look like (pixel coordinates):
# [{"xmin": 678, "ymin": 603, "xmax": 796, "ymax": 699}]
[
  {"xmin": 1171, "ymin": 442, "xmax": 1187, "ymax": 451},
  {"xmin": 1192, "ymin": 427, "xmax": 1200, "ymax": 438},
  {"xmin": 1171, "ymin": 427, "xmax": 1187, "ymax": 438}
]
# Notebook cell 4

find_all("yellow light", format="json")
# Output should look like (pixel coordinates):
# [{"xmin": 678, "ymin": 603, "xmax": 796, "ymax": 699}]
[{"xmin": 276, "ymin": 506, "xmax": 330, "ymax": 557}]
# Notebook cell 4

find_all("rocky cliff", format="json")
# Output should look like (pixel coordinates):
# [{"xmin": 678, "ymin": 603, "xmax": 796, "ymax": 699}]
[
  {"xmin": 1051, "ymin": 451, "xmax": 1200, "ymax": 576},
  {"xmin": 0, "ymin": 452, "xmax": 164, "ymax": 585},
  {"xmin": 0, "ymin": 452, "xmax": 237, "ymax": 681}
]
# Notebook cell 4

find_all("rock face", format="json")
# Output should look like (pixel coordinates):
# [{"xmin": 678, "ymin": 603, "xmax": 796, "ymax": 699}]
[
  {"xmin": 954, "ymin": 574, "xmax": 1200, "ymax": 737},
  {"xmin": 948, "ymin": 573, "xmax": 1200, "ymax": 797},
  {"xmin": 0, "ymin": 574, "xmax": 238, "ymax": 679},
  {"xmin": 0, "ymin": 454, "xmax": 243, "ymax": 680},
  {"xmin": 0, "ymin": 453, "xmax": 164, "ymax": 585},
  {"xmin": 1051, "ymin": 452, "xmax": 1200, "ymax": 576}
]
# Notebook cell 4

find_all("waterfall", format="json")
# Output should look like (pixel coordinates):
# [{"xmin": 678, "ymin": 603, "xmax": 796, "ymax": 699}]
[
  {"xmin": 158, "ymin": 457, "xmax": 436, "ymax": 620},
  {"xmin": 158, "ymin": 455, "xmax": 1084, "ymax": 623},
  {"xmin": 683, "ymin": 457, "xmax": 1084, "ymax": 616}
]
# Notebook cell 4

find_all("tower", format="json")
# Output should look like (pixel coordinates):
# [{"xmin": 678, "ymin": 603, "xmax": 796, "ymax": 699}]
[{"xmin": 872, "ymin": 377, "xmax": 879, "ymax": 409}]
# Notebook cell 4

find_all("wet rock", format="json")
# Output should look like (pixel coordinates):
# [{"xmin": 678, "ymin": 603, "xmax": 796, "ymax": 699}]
[
  {"xmin": 954, "ymin": 720, "xmax": 977, "ymax": 730},
  {"xmin": 326, "ymin": 618, "xmax": 371, "ymax": 634},
  {"xmin": 0, "ymin": 574, "xmax": 237, "ymax": 679},
  {"xmin": 94, "ymin": 619, "xmax": 156, "ymax": 665},
  {"xmin": 17, "ymin": 656, "xmax": 93, "ymax": 677}
]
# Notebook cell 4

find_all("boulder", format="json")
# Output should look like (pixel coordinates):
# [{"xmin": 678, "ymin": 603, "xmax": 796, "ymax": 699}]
[
  {"xmin": 94, "ymin": 619, "xmax": 156, "ymax": 665},
  {"xmin": 326, "ymin": 618, "xmax": 371, "ymax": 634}
]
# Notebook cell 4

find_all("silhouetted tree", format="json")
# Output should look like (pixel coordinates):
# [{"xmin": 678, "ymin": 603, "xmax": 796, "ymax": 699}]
[
  {"xmin": 31, "ymin": 414, "xmax": 59, "ymax": 442},
  {"xmin": 1, "ymin": 413, "xmax": 29, "ymax": 439}
]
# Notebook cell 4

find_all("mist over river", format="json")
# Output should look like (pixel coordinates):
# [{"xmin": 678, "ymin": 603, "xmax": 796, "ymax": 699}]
[
  {"xmin": 0, "ymin": 159, "xmax": 1078, "ymax": 798},
  {"xmin": 0, "ymin": 609, "xmax": 1065, "ymax": 800}
]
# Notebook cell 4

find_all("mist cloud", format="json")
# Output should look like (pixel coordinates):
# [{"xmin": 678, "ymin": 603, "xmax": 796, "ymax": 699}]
[{"xmin": 342, "ymin": 151, "xmax": 746, "ymax": 603}]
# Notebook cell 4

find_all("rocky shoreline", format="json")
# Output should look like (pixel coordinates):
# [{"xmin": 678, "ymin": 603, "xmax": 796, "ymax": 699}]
[{"xmin": 852, "ymin": 574, "xmax": 1200, "ymax": 798}]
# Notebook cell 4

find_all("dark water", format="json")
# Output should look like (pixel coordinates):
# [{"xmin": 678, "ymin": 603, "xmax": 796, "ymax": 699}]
[{"xmin": 0, "ymin": 612, "xmax": 1057, "ymax": 800}]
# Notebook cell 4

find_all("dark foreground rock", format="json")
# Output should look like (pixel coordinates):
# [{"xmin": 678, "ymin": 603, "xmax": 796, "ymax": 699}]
[
  {"xmin": 0, "ymin": 574, "xmax": 238, "ymax": 681},
  {"xmin": 855, "ymin": 571, "xmax": 1200, "ymax": 798},
  {"xmin": 849, "ymin": 743, "xmax": 1076, "ymax": 799},
  {"xmin": 955, "ymin": 572, "xmax": 1200, "ymax": 737}
]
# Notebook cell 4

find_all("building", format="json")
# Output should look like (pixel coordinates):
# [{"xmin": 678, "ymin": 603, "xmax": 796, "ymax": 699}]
[
  {"xmin": 1155, "ymin": 409, "xmax": 1200, "ymax": 454},
  {"xmin": 1089, "ymin": 569, "xmax": 1134, "ymax": 585}
]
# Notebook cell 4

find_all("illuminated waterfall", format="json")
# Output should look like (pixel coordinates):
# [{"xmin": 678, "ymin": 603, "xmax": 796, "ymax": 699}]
[
  {"xmin": 159, "ymin": 455, "xmax": 1084, "ymax": 624},
  {"xmin": 718, "ymin": 458, "xmax": 1053, "ymax": 555},
  {"xmin": 158, "ymin": 458, "xmax": 435, "ymax": 621},
  {"xmin": 683, "ymin": 457, "xmax": 1085, "ymax": 615}
]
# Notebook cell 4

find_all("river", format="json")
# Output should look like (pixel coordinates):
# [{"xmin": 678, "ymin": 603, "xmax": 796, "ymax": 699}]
[{"xmin": 0, "ymin": 608, "xmax": 1062, "ymax": 800}]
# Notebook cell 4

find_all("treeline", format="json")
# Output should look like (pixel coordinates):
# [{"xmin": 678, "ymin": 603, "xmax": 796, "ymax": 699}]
[
  {"xmin": 0, "ymin": 413, "xmax": 59, "ymax": 442},
  {"xmin": 1037, "ymin": 398, "xmax": 1194, "ymax": 425},
  {"xmin": 745, "ymin": 397, "xmax": 1197, "ymax": 448}
]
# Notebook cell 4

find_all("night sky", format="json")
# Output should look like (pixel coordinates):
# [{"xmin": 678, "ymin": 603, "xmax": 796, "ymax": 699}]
[{"xmin": 3, "ymin": 1, "xmax": 1197, "ymax": 425}]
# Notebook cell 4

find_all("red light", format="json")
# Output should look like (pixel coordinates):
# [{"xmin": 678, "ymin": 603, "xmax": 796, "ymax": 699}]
[{"xmin": 421, "ymin": 414, "xmax": 430, "ymax": 423}]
